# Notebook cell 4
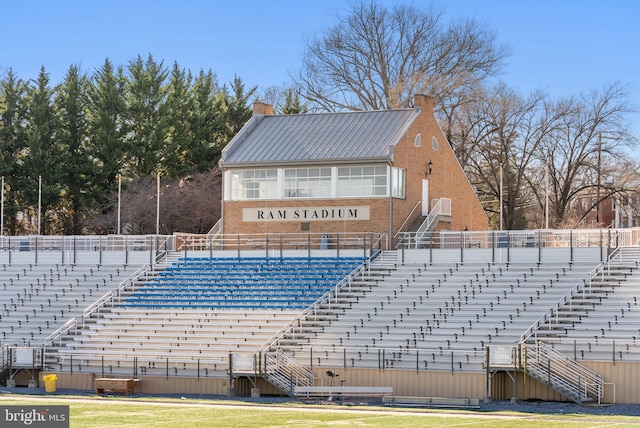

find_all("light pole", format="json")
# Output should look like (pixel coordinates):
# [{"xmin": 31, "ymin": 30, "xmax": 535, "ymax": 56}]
[
  {"xmin": 0, "ymin": 176, "xmax": 4, "ymax": 237},
  {"xmin": 37, "ymin": 175, "xmax": 42, "ymax": 235},
  {"xmin": 596, "ymin": 134, "xmax": 602, "ymax": 226},
  {"xmin": 544, "ymin": 165, "xmax": 549, "ymax": 229},
  {"xmin": 117, "ymin": 176, "xmax": 121, "ymax": 235},
  {"xmin": 499, "ymin": 166, "xmax": 503, "ymax": 230}
]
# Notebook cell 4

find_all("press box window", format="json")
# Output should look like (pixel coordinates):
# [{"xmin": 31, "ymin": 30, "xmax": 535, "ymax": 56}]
[
  {"xmin": 337, "ymin": 165, "xmax": 387, "ymax": 197},
  {"xmin": 230, "ymin": 169, "xmax": 278, "ymax": 200},
  {"xmin": 391, "ymin": 167, "xmax": 406, "ymax": 199},
  {"xmin": 284, "ymin": 167, "xmax": 331, "ymax": 198}
]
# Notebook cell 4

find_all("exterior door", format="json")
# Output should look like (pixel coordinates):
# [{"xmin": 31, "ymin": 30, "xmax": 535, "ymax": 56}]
[{"xmin": 422, "ymin": 179, "xmax": 429, "ymax": 216}]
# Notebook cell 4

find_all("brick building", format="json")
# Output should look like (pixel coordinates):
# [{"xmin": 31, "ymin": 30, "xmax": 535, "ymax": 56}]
[
  {"xmin": 218, "ymin": 94, "xmax": 488, "ymax": 247},
  {"xmin": 577, "ymin": 191, "xmax": 639, "ymax": 229}
]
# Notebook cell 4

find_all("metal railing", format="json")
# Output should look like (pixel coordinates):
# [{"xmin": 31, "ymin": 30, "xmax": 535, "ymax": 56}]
[
  {"xmin": 0, "ymin": 228, "xmax": 634, "ymax": 260},
  {"xmin": 519, "ymin": 262, "xmax": 605, "ymax": 344},
  {"xmin": 51, "ymin": 351, "xmax": 229, "ymax": 378},
  {"xmin": 261, "ymin": 260, "xmax": 372, "ymax": 352},
  {"xmin": 393, "ymin": 201, "xmax": 422, "ymax": 239},
  {"xmin": 173, "ymin": 231, "xmax": 385, "ymax": 256},
  {"xmin": 43, "ymin": 318, "xmax": 78, "ymax": 349},
  {"xmin": 524, "ymin": 341, "xmax": 604, "ymax": 404},
  {"xmin": 400, "ymin": 228, "xmax": 628, "ymax": 250},
  {"xmin": 207, "ymin": 219, "xmax": 221, "ymax": 237},
  {"xmin": 0, "ymin": 234, "xmax": 172, "ymax": 253},
  {"xmin": 81, "ymin": 264, "xmax": 150, "ymax": 322},
  {"xmin": 542, "ymin": 338, "xmax": 640, "ymax": 364},
  {"xmin": 264, "ymin": 350, "xmax": 314, "ymax": 396},
  {"xmin": 47, "ymin": 344, "xmax": 490, "ymax": 379},
  {"xmin": 414, "ymin": 198, "xmax": 451, "ymax": 247}
]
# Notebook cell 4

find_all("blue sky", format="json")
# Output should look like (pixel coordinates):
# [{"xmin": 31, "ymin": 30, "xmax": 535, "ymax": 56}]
[{"xmin": 1, "ymin": 0, "xmax": 638, "ymax": 124}]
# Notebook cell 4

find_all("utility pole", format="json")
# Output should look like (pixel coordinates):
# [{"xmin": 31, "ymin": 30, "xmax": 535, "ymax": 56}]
[
  {"xmin": 596, "ymin": 134, "xmax": 601, "ymax": 226},
  {"xmin": 545, "ymin": 166, "xmax": 549, "ymax": 229},
  {"xmin": 499, "ymin": 166, "xmax": 503, "ymax": 230}
]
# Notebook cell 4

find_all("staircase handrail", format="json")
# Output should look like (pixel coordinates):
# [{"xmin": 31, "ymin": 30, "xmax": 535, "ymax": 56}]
[
  {"xmin": 519, "ymin": 261, "xmax": 605, "ymax": 343},
  {"xmin": 152, "ymin": 235, "xmax": 174, "ymax": 265},
  {"xmin": 207, "ymin": 219, "xmax": 221, "ymax": 237},
  {"xmin": 393, "ymin": 201, "xmax": 422, "ymax": 238},
  {"xmin": 264, "ymin": 349, "xmax": 314, "ymax": 396},
  {"xmin": 259, "ymin": 256, "xmax": 387, "ymax": 394},
  {"xmin": 43, "ymin": 318, "xmax": 77, "ymax": 349},
  {"xmin": 260, "ymin": 261, "xmax": 369, "ymax": 352},
  {"xmin": 81, "ymin": 265, "xmax": 150, "ymax": 323},
  {"xmin": 0, "ymin": 344, "xmax": 9, "ymax": 372},
  {"xmin": 525, "ymin": 341, "xmax": 603, "ymax": 403},
  {"xmin": 415, "ymin": 198, "xmax": 451, "ymax": 247}
]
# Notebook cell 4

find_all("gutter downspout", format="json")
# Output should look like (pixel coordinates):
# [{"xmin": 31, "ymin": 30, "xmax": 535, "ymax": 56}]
[
  {"xmin": 220, "ymin": 169, "xmax": 225, "ymax": 236},
  {"xmin": 388, "ymin": 164, "xmax": 393, "ymax": 250}
]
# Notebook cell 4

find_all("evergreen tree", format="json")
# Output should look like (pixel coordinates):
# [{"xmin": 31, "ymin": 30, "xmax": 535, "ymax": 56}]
[
  {"xmin": 86, "ymin": 58, "xmax": 128, "ymax": 206},
  {"xmin": 189, "ymin": 70, "xmax": 227, "ymax": 170},
  {"xmin": 224, "ymin": 75, "xmax": 256, "ymax": 142},
  {"xmin": 125, "ymin": 54, "xmax": 170, "ymax": 177},
  {"xmin": 0, "ymin": 57, "xmax": 262, "ymax": 234},
  {"xmin": 164, "ymin": 62, "xmax": 194, "ymax": 176},
  {"xmin": 0, "ymin": 69, "xmax": 28, "ymax": 235},
  {"xmin": 281, "ymin": 88, "xmax": 308, "ymax": 114},
  {"xmin": 55, "ymin": 64, "xmax": 91, "ymax": 234},
  {"xmin": 21, "ymin": 67, "xmax": 62, "ymax": 234}
]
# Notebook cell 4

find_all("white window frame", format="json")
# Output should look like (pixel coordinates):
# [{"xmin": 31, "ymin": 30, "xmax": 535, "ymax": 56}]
[
  {"xmin": 229, "ymin": 168, "xmax": 278, "ymax": 200},
  {"xmin": 391, "ymin": 167, "xmax": 406, "ymax": 199},
  {"xmin": 226, "ymin": 164, "xmax": 391, "ymax": 201},
  {"xmin": 284, "ymin": 167, "xmax": 332, "ymax": 199},
  {"xmin": 337, "ymin": 165, "xmax": 388, "ymax": 198}
]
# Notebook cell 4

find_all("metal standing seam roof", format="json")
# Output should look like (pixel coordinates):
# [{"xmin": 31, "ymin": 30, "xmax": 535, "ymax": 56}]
[{"xmin": 220, "ymin": 108, "xmax": 419, "ymax": 166}]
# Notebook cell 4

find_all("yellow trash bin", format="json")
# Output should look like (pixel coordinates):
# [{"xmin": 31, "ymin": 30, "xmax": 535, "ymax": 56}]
[{"xmin": 43, "ymin": 374, "xmax": 57, "ymax": 393}]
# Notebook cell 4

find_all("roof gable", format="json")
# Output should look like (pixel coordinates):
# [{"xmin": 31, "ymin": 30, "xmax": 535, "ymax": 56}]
[{"xmin": 221, "ymin": 108, "xmax": 419, "ymax": 166}]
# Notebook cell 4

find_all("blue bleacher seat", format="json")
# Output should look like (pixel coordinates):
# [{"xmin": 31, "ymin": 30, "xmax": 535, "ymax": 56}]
[{"xmin": 122, "ymin": 256, "xmax": 365, "ymax": 310}]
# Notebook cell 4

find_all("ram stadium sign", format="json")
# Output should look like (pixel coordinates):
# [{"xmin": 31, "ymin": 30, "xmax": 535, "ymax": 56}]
[{"xmin": 242, "ymin": 206, "xmax": 370, "ymax": 222}]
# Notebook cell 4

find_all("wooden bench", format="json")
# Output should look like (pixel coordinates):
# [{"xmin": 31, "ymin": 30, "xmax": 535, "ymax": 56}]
[
  {"xmin": 95, "ymin": 378, "xmax": 142, "ymax": 396},
  {"xmin": 294, "ymin": 386, "xmax": 392, "ymax": 398},
  {"xmin": 383, "ymin": 395, "xmax": 480, "ymax": 409}
]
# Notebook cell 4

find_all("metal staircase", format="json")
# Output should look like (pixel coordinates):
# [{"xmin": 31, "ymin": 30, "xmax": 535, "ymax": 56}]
[
  {"xmin": 413, "ymin": 198, "xmax": 451, "ymax": 248},
  {"xmin": 261, "ymin": 258, "xmax": 394, "ymax": 396},
  {"xmin": 0, "ymin": 345, "xmax": 10, "ymax": 386},
  {"xmin": 524, "ymin": 341, "xmax": 604, "ymax": 404},
  {"xmin": 263, "ymin": 350, "xmax": 314, "ymax": 396}
]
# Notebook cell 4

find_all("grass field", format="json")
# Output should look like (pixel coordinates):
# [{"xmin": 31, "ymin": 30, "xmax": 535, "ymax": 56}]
[{"xmin": 2, "ymin": 395, "xmax": 640, "ymax": 427}]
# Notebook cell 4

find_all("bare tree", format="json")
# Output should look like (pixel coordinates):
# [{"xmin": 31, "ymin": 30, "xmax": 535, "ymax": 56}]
[
  {"xmin": 86, "ymin": 169, "xmax": 222, "ymax": 234},
  {"xmin": 256, "ymin": 85, "xmax": 308, "ymax": 114},
  {"xmin": 161, "ymin": 169, "xmax": 222, "ymax": 234},
  {"xmin": 462, "ymin": 84, "xmax": 560, "ymax": 229},
  {"xmin": 537, "ymin": 82, "xmax": 637, "ymax": 228},
  {"xmin": 294, "ymin": 1, "xmax": 510, "ymax": 112}
]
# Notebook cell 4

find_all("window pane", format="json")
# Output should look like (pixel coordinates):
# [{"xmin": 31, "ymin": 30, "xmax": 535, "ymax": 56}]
[
  {"xmin": 284, "ymin": 167, "xmax": 331, "ymax": 198},
  {"xmin": 337, "ymin": 165, "xmax": 387, "ymax": 197},
  {"xmin": 230, "ymin": 169, "xmax": 278, "ymax": 200},
  {"xmin": 391, "ymin": 167, "xmax": 405, "ymax": 199}
]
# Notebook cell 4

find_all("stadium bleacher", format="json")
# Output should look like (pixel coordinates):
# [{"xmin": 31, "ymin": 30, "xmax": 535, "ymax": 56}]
[
  {"xmin": 120, "ymin": 256, "xmax": 366, "ymax": 310},
  {"xmin": 276, "ymin": 259, "xmax": 597, "ymax": 371},
  {"xmin": 0, "ymin": 263, "xmax": 135, "ymax": 347},
  {"xmin": 3, "ymin": 243, "xmax": 640, "ymax": 403},
  {"xmin": 48, "ymin": 256, "xmax": 367, "ymax": 375}
]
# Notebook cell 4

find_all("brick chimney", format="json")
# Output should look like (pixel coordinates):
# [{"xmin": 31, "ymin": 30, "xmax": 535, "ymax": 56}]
[
  {"xmin": 253, "ymin": 101, "xmax": 274, "ymax": 116},
  {"xmin": 413, "ymin": 94, "xmax": 434, "ymax": 115}
]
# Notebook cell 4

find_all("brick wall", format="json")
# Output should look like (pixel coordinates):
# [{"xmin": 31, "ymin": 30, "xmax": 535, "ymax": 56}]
[
  {"xmin": 390, "ymin": 94, "xmax": 488, "ymax": 235},
  {"xmin": 223, "ymin": 198, "xmax": 390, "ymax": 235},
  {"xmin": 222, "ymin": 95, "xmax": 488, "ymax": 238}
]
